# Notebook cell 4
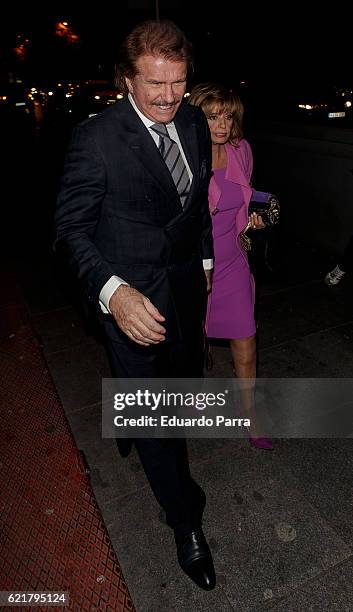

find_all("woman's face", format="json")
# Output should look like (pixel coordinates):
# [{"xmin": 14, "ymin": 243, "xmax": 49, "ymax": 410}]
[{"xmin": 206, "ymin": 107, "xmax": 233, "ymax": 145}]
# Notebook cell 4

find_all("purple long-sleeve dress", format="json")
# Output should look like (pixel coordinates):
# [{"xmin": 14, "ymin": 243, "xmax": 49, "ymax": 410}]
[{"xmin": 206, "ymin": 142, "xmax": 256, "ymax": 339}]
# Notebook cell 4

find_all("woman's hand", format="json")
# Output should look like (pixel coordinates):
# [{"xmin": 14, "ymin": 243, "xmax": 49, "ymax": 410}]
[
  {"xmin": 204, "ymin": 269, "xmax": 213, "ymax": 293},
  {"xmin": 249, "ymin": 212, "xmax": 266, "ymax": 229}
]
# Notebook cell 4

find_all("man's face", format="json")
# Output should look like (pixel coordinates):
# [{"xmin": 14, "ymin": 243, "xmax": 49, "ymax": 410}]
[{"xmin": 126, "ymin": 54, "xmax": 187, "ymax": 123}]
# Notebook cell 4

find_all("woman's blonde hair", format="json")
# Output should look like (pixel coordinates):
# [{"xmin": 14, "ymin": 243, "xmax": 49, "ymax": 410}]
[{"xmin": 188, "ymin": 82, "xmax": 244, "ymax": 145}]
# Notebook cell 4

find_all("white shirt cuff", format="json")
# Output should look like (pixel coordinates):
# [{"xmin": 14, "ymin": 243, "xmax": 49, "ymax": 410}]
[
  {"xmin": 99, "ymin": 276, "xmax": 129, "ymax": 314},
  {"xmin": 203, "ymin": 259, "xmax": 214, "ymax": 270}
]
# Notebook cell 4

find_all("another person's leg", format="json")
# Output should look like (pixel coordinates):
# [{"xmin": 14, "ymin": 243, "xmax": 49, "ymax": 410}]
[
  {"xmin": 325, "ymin": 235, "xmax": 353, "ymax": 286},
  {"xmin": 230, "ymin": 336, "xmax": 273, "ymax": 449},
  {"xmin": 340, "ymin": 235, "xmax": 353, "ymax": 273},
  {"xmin": 230, "ymin": 335, "xmax": 256, "ymax": 379}
]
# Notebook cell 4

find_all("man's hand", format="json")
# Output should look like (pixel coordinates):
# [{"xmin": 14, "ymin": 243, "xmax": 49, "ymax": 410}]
[
  {"xmin": 109, "ymin": 285, "xmax": 166, "ymax": 346},
  {"xmin": 204, "ymin": 269, "xmax": 213, "ymax": 293}
]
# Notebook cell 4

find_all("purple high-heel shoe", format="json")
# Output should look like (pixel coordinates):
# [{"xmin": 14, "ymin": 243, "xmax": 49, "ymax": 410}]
[{"xmin": 249, "ymin": 437, "xmax": 274, "ymax": 450}]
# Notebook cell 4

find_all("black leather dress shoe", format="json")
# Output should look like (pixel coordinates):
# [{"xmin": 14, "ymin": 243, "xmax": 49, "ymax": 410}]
[
  {"xmin": 175, "ymin": 529, "xmax": 216, "ymax": 590},
  {"xmin": 116, "ymin": 439, "xmax": 133, "ymax": 458}
]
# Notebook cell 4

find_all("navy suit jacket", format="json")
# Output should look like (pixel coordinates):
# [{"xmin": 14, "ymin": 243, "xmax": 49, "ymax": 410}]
[{"xmin": 54, "ymin": 97, "xmax": 213, "ymax": 343}]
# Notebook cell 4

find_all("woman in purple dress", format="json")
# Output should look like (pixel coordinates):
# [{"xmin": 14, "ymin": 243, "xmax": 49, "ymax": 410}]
[{"xmin": 189, "ymin": 83, "xmax": 272, "ymax": 450}]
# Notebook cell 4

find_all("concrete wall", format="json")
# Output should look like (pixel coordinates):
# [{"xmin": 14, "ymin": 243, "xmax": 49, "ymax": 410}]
[{"xmin": 249, "ymin": 121, "xmax": 353, "ymax": 256}]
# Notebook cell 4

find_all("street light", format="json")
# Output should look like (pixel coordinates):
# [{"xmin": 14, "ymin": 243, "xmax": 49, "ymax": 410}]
[{"xmin": 55, "ymin": 20, "xmax": 79, "ymax": 43}]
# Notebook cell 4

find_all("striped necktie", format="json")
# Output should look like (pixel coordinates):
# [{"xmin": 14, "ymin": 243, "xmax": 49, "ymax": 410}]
[{"xmin": 151, "ymin": 123, "xmax": 191, "ymax": 207}]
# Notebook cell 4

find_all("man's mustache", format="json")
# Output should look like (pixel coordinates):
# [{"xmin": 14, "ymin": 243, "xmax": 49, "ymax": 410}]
[{"xmin": 153, "ymin": 100, "xmax": 180, "ymax": 107}]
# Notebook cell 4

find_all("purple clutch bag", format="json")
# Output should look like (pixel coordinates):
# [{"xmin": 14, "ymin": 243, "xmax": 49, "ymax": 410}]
[{"xmin": 248, "ymin": 190, "xmax": 280, "ymax": 227}]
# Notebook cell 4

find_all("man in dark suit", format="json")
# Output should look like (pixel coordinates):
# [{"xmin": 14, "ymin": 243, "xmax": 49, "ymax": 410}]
[{"xmin": 54, "ymin": 20, "xmax": 215, "ymax": 590}]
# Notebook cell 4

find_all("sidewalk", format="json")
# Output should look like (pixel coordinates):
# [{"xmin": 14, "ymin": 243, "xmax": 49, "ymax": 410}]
[
  {"xmin": 6, "ymin": 239, "xmax": 353, "ymax": 611},
  {"xmin": 0, "ymin": 269, "xmax": 135, "ymax": 612}
]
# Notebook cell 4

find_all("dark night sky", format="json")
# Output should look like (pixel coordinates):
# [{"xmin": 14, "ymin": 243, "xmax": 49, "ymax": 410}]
[{"xmin": 3, "ymin": 2, "xmax": 352, "ymax": 94}]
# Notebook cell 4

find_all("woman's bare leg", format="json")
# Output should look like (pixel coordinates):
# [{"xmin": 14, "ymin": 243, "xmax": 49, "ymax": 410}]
[{"xmin": 230, "ymin": 336, "xmax": 256, "ymax": 429}]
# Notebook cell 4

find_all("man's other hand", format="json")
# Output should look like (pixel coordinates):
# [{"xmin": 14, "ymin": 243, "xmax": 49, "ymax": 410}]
[{"xmin": 109, "ymin": 285, "xmax": 166, "ymax": 346}]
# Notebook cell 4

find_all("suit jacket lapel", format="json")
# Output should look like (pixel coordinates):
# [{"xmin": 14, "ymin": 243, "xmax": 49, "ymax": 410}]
[{"xmin": 115, "ymin": 99, "xmax": 182, "ymax": 214}]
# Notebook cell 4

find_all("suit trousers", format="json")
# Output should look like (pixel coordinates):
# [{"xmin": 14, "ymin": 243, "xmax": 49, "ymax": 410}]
[{"xmin": 103, "ymin": 324, "xmax": 206, "ymax": 538}]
